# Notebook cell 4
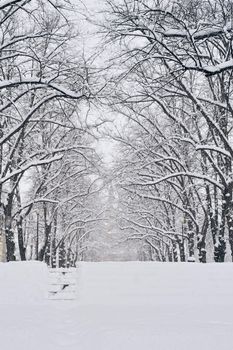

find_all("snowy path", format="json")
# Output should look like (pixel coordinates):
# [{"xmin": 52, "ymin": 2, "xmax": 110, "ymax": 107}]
[{"xmin": 1, "ymin": 262, "xmax": 233, "ymax": 350}]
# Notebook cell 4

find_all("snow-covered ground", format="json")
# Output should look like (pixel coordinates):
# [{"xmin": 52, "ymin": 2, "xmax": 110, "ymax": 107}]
[{"xmin": 0, "ymin": 261, "xmax": 233, "ymax": 350}]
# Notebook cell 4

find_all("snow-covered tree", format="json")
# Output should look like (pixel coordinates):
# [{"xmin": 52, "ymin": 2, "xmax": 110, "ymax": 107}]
[
  {"xmin": 104, "ymin": 0, "xmax": 233, "ymax": 262},
  {"xmin": 0, "ymin": 0, "xmax": 99, "ymax": 261}
]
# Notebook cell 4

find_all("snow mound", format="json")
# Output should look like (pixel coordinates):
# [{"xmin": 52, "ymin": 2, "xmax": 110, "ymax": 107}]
[
  {"xmin": 1, "ymin": 262, "xmax": 233, "ymax": 350},
  {"xmin": 77, "ymin": 261, "xmax": 233, "ymax": 306},
  {"xmin": 0, "ymin": 261, "xmax": 48, "ymax": 304}
]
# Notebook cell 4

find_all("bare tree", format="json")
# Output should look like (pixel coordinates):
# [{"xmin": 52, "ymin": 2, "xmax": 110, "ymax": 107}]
[
  {"xmin": 104, "ymin": 0, "xmax": 233, "ymax": 262},
  {"xmin": 0, "ymin": 0, "xmax": 100, "ymax": 261}
]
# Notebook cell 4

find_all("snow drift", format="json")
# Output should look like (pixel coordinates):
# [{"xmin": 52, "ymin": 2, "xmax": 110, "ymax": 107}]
[
  {"xmin": 1, "ymin": 261, "xmax": 233, "ymax": 350},
  {"xmin": 0, "ymin": 261, "xmax": 48, "ymax": 304}
]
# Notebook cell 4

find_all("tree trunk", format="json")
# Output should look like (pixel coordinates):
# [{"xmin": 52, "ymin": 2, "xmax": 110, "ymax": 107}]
[
  {"xmin": 225, "ymin": 182, "xmax": 233, "ymax": 261},
  {"xmin": 17, "ymin": 215, "xmax": 26, "ymax": 261},
  {"xmin": 39, "ymin": 222, "xmax": 52, "ymax": 262},
  {"xmin": 197, "ymin": 218, "xmax": 208, "ymax": 263},
  {"xmin": 187, "ymin": 219, "xmax": 195, "ymax": 262},
  {"xmin": 176, "ymin": 235, "xmax": 185, "ymax": 261},
  {"xmin": 172, "ymin": 241, "xmax": 178, "ymax": 262},
  {"xmin": 59, "ymin": 240, "xmax": 66, "ymax": 268},
  {"xmin": 214, "ymin": 194, "xmax": 227, "ymax": 262},
  {"xmin": 4, "ymin": 201, "xmax": 16, "ymax": 262}
]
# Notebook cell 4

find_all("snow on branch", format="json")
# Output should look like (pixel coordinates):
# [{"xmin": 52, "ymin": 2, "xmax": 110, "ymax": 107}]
[
  {"xmin": 0, "ymin": 0, "xmax": 24, "ymax": 10},
  {"xmin": 0, "ymin": 94, "xmax": 58, "ymax": 146},
  {"xmin": 164, "ymin": 22, "xmax": 232, "ymax": 41},
  {"xmin": 0, "ymin": 77, "xmax": 86, "ymax": 99},
  {"xmin": 185, "ymin": 59, "xmax": 233, "ymax": 77},
  {"xmin": 124, "ymin": 218, "xmax": 187, "ymax": 240},
  {"xmin": 0, "ymin": 85, "xmax": 86, "ymax": 146},
  {"xmin": 0, "ymin": 155, "xmax": 63, "ymax": 185},
  {"xmin": 196, "ymin": 145, "xmax": 231, "ymax": 158},
  {"xmin": 131, "ymin": 172, "xmax": 223, "ymax": 190},
  {"xmin": 124, "ymin": 188, "xmax": 198, "ymax": 227}
]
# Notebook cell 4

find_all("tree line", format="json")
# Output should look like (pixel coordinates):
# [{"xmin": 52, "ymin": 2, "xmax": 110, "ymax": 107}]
[
  {"xmin": 2, "ymin": 0, "xmax": 233, "ymax": 265},
  {"xmin": 103, "ymin": 0, "xmax": 233, "ymax": 262},
  {"xmin": 0, "ymin": 0, "xmax": 104, "ymax": 265}
]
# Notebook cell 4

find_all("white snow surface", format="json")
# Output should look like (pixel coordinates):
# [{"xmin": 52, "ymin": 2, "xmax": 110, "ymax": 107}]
[
  {"xmin": 1, "ymin": 261, "xmax": 233, "ymax": 350},
  {"xmin": 0, "ymin": 261, "xmax": 48, "ymax": 304}
]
